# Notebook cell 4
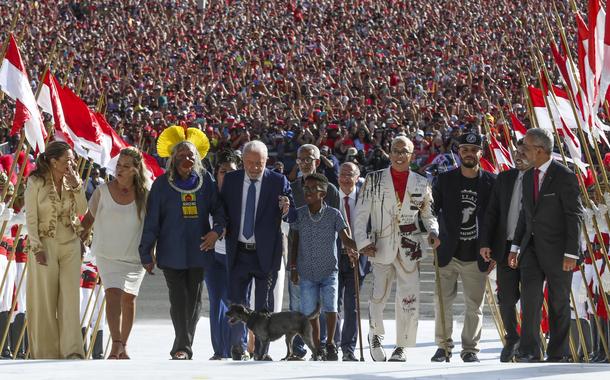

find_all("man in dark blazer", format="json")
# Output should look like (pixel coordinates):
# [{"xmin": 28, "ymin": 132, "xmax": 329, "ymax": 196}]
[
  {"xmin": 431, "ymin": 132, "xmax": 496, "ymax": 363},
  {"xmin": 509, "ymin": 128, "xmax": 583, "ymax": 362},
  {"xmin": 334, "ymin": 162, "xmax": 370, "ymax": 361},
  {"xmin": 479, "ymin": 140, "xmax": 532, "ymax": 362},
  {"xmin": 221, "ymin": 140, "xmax": 296, "ymax": 361}
]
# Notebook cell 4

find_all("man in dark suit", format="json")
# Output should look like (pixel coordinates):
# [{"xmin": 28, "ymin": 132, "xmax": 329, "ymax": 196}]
[
  {"xmin": 335, "ymin": 162, "xmax": 370, "ymax": 361},
  {"xmin": 221, "ymin": 140, "xmax": 296, "ymax": 361},
  {"xmin": 479, "ymin": 140, "xmax": 532, "ymax": 362},
  {"xmin": 509, "ymin": 128, "xmax": 583, "ymax": 362},
  {"xmin": 431, "ymin": 132, "xmax": 496, "ymax": 363}
]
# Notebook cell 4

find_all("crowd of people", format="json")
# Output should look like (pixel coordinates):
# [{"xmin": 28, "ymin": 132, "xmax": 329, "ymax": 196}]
[
  {"xmin": 0, "ymin": 1, "xmax": 598, "ymax": 172},
  {"xmin": 0, "ymin": 0, "xmax": 609, "ymax": 366}
]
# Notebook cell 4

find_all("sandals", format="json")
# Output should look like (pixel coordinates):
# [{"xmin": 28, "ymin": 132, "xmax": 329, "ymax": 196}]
[
  {"xmin": 118, "ymin": 343, "xmax": 130, "ymax": 360},
  {"xmin": 172, "ymin": 351, "xmax": 189, "ymax": 360},
  {"xmin": 107, "ymin": 340, "xmax": 124, "ymax": 360}
]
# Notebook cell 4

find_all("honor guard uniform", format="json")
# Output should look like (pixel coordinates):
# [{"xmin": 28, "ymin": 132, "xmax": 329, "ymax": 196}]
[{"xmin": 80, "ymin": 259, "xmax": 105, "ymax": 359}]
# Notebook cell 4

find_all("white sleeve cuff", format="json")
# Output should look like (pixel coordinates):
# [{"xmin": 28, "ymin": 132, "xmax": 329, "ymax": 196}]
[
  {"xmin": 510, "ymin": 244, "xmax": 520, "ymax": 253},
  {"xmin": 564, "ymin": 254, "xmax": 579, "ymax": 260}
]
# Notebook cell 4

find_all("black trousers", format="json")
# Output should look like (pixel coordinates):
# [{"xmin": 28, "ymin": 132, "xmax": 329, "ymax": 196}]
[
  {"xmin": 520, "ymin": 243, "xmax": 572, "ymax": 358},
  {"xmin": 497, "ymin": 241, "xmax": 521, "ymax": 346},
  {"xmin": 163, "ymin": 267, "xmax": 205, "ymax": 359},
  {"xmin": 335, "ymin": 259, "xmax": 366, "ymax": 354},
  {"xmin": 229, "ymin": 248, "xmax": 277, "ymax": 357}
]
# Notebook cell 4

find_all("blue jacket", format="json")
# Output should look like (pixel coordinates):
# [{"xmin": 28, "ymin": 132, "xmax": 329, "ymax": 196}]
[
  {"xmin": 221, "ymin": 168, "xmax": 296, "ymax": 273},
  {"xmin": 139, "ymin": 171, "xmax": 225, "ymax": 270}
]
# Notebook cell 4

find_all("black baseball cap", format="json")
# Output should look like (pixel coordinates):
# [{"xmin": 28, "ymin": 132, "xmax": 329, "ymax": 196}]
[{"xmin": 458, "ymin": 133, "xmax": 483, "ymax": 148}]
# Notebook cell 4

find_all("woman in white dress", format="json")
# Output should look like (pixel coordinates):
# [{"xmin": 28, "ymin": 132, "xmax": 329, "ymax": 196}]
[{"xmin": 81, "ymin": 147, "xmax": 150, "ymax": 359}]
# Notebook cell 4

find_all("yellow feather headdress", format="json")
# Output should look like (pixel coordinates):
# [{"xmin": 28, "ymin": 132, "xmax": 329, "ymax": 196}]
[{"xmin": 157, "ymin": 125, "xmax": 210, "ymax": 158}]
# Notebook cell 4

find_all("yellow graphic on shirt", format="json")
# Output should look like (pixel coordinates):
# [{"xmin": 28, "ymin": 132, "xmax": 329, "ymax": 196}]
[{"xmin": 181, "ymin": 193, "xmax": 198, "ymax": 218}]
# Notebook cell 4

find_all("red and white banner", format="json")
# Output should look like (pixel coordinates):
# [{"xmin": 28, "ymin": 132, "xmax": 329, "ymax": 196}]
[
  {"xmin": 0, "ymin": 34, "xmax": 46, "ymax": 152},
  {"xmin": 488, "ymin": 133, "xmax": 514, "ymax": 171}
]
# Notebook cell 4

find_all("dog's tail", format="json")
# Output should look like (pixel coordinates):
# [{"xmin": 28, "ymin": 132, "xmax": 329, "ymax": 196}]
[{"xmin": 306, "ymin": 303, "xmax": 321, "ymax": 320}]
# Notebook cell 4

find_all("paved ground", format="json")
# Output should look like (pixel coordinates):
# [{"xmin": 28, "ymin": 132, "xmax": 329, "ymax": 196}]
[{"xmin": 2, "ymin": 319, "xmax": 609, "ymax": 380}]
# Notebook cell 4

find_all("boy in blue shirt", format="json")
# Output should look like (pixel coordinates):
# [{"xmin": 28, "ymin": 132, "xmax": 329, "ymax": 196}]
[{"xmin": 289, "ymin": 173, "xmax": 358, "ymax": 361}]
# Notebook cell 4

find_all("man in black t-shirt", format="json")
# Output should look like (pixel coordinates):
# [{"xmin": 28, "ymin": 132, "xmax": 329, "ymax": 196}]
[{"xmin": 431, "ymin": 133, "xmax": 496, "ymax": 363}]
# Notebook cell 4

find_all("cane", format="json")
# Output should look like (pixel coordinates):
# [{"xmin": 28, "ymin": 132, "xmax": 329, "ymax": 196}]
[
  {"xmin": 353, "ymin": 260, "xmax": 364, "ymax": 362},
  {"xmin": 432, "ymin": 248, "xmax": 450, "ymax": 362}
]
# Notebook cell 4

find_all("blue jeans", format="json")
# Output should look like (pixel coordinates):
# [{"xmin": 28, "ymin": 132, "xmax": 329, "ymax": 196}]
[
  {"xmin": 300, "ymin": 271, "xmax": 339, "ymax": 315},
  {"xmin": 204, "ymin": 253, "xmax": 231, "ymax": 358}
]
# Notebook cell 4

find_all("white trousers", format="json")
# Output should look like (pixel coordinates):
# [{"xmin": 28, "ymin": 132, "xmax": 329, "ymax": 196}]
[{"xmin": 369, "ymin": 253, "xmax": 419, "ymax": 348}]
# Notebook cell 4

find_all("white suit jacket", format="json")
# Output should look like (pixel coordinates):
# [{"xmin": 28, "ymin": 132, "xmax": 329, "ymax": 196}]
[{"xmin": 354, "ymin": 168, "xmax": 438, "ymax": 266}]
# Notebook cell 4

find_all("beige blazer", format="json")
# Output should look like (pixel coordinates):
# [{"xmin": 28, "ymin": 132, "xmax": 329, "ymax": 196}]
[
  {"xmin": 354, "ymin": 168, "xmax": 438, "ymax": 266},
  {"xmin": 24, "ymin": 175, "xmax": 87, "ymax": 254}
]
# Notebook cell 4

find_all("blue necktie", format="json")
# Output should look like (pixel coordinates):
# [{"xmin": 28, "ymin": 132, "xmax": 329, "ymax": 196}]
[{"xmin": 243, "ymin": 179, "xmax": 257, "ymax": 239}]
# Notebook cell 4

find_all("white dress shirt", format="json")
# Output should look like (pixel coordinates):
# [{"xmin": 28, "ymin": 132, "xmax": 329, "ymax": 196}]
[
  {"xmin": 339, "ymin": 187, "xmax": 357, "ymax": 227},
  {"xmin": 238, "ymin": 175, "xmax": 262, "ymax": 244}
]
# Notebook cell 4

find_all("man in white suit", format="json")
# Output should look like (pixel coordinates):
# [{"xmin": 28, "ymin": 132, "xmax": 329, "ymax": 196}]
[{"xmin": 354, "ymin": 136, "xmax": 440, "ymax": 362}]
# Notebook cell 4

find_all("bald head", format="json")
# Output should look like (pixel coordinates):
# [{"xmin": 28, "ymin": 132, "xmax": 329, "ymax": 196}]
[{"xmin": 339, "ymin": 162, "xmax": 360, "ymax": 194}]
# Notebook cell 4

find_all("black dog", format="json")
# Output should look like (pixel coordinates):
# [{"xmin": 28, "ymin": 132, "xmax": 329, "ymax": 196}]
[{"xmin": 226, "ymin": 304, "xmax": 320, "ymax": 360}]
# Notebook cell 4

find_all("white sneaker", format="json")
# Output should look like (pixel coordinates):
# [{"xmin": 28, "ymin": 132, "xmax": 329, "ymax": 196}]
[
  {"xmin": 368, "ymin": 332, "xmax": 386, "ymax": 362},
  {"xmin": 388, "ymin": 347, "xmax": 406, "ymax": 362}
]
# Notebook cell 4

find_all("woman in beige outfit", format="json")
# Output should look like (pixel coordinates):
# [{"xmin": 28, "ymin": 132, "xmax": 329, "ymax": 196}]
[{"xmin": 25, "ymin": 141, "xmax": 87, "ymax": 359}]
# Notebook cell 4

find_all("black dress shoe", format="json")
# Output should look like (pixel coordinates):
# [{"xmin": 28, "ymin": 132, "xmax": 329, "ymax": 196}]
[
  {"xmin": 254, "ymin": 354, "xmax": 273, "ymax": 361},
  {"xmin": 209, "ymin": 354, "xmax": 223, "ymax": 360},
  {"xmin": 545, "ymin": 356, "xmax": 571, "ymax": 363},
  {"xmin": 431, "ymin": 348, "xmax": 451, "ymax": 362},
  {"xmin": 461, "ymin": 352, "xmax": 480, "ymax": 363},
  {"xmin": 500, "ymin": 342, "xmax": 518, "ymax": 363},
  {"xmin": 514, "ymin": 352, "xmax": 540, "ymax": 363},
  {"xmin": 342, "ymin": 352, "xmax": 358, "ymax": 361},
  {"xmin": 231, "ymin": 346, "xmax": 250, "ymax": 361}
]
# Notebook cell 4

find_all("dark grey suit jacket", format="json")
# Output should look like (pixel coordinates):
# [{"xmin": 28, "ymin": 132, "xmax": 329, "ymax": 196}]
[
  {"xmin": 513, "ymin": 160, "xmax": 583, "ymax": 265},
  {"xmin": 480, "ymin": 169, "xmax": 520, "ymax": 262}
]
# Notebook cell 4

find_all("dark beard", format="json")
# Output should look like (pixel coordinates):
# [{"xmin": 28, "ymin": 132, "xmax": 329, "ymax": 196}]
[{"xmin": 461, "ymin": 160, "xmax": 478, "ymax": 169}]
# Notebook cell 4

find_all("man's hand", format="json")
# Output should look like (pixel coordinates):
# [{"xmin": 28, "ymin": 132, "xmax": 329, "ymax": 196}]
[
  {"xmin": 479, "ymin": 247, "xmax": 492, "ymax": 262},
  {"xmin": 35, "ymin": 251, "xmax": 47, "ymax": 266},
  {"xmin": 428, "ymin": 233, "xmax": 440, "ymax": 249},
  {"xmin": 279, "ymin": 195, "xmax": 290, "ymax": 215},
  {"xmin": 347, "ymin": 249, "xmax": 359, "ymax": 268},
  {"xmin": 487, "ymin": 259, "xmax": 496, "ymax": 274},
  {"xmin": 508, "ymin": 251, "xmax": 519, "ymax": 269},
  {"xmin": 143, "ymin": 263, "xmax": 155, "ymax": 275},
  {"xmin": 290, "ymin": 268, "xmax": 299, "ymax": 284},
  {"xmin": 200, "ymin": 231, "xmax": 219, "ymax": 251},
  {"xmin": 360, "ymin": 243, "xmax": 376, "ymax": 257},
  {"xmin": 563, "ymin": 257, "xmax": 577, "ymax": 272}
]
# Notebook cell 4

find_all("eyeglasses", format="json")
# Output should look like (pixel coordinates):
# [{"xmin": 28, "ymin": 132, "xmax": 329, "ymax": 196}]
[
  {"xmin": 296, "ymin": 157, "xmax": 316, "ymax": 165},
  {"xmin": 303, "ymin": 186, "xmax": 325, "ymax": 194},
  {"xmin": 390, "ymin": 149, "xmax": 412, "ymax": 156}
]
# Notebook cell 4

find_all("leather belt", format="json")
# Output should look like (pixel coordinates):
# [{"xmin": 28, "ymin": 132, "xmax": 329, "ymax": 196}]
[{"xmin": 237, "ymin": 242, "xmax": 257, "ymax": 251}]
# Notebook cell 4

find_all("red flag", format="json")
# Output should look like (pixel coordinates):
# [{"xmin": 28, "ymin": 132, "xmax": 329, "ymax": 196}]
[
  {"xmin": 142, "ymin": 152, "xmax": 163, "ymax": 180},
  {"xmin": 488, "ymin": 133, "xmax": 513, "ymax": 171},
  {"xmin": 37, "ymin": 71, "xmax": 76, "ymax": 148},
  {"xmin": 0, "ymin": 34, "xmax": 47, "ymax": 152},
  {"xmin": 479, "ymin": 157, "xmax": 498, "ymax": 174},
  {"xmin": 509, "ymin": 113, "xmax": 527, "ymax": 140}
]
